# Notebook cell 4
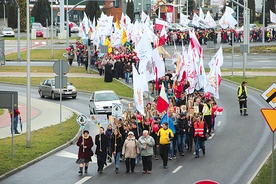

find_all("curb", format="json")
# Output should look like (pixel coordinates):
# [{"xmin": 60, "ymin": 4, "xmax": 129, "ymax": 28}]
[{"xmin": 0, "ymin": 106, "xmax": 83, "ymax": 181}]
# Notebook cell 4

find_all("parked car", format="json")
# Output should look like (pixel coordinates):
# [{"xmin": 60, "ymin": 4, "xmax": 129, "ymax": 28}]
[
  {"xmin": 31, "ymin": 22, "xmax": 43, "ymax": 30},
  {"xmin": 1, "ymin": 27, "xmax": 15, "ymax": 37},
  {"xmin": 38, "ymin": 79, "xmax": 77, "ymax": 100},
  {"xmin": 36, "ymin": 27, "xmax": 44, "ymax": 37},
  {"xmin": 89, "ymin": 90, "xmax": 122, "ymax": 115}
]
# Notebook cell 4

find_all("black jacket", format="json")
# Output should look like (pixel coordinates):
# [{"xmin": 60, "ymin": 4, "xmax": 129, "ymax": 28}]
[
  {"xmin": 111, "ymin": 134, "xmax": 123, "ymax": 153},
  {"xmin": 95, "ymin": 133, "xmax": 108, "ymax": 156}
]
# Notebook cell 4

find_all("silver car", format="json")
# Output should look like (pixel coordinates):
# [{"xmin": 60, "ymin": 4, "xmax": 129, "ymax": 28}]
[
  {"xmin": 1, "ymin": 27, "xmax": 15, "ymax": 37},
  {"xmin": 89, "ymin": 90, "xmax": 122, "ymax": 115},
  {"xmin": 38, "ymin": 79, "xmax": 77, "ymax": 100}
]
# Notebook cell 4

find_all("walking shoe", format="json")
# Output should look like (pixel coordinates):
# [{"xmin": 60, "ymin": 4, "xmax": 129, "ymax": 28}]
[
  {"xmin": 115, "ymin": 168, "xmax": 118, "ymax": 174},
  {"xmin": 173, "ymin": 155, "xmax": 176, "ymax": 159},
  {"xmin": 163, "ymin": 166, "xmax": 167, "ymax": 169},
  {"xmin": 203, "ymin": 149, "xmax": 205, "ymax": 156},
  {"xmin": 195, "ymin": 155, "xmax": 199, "ymax": 158},
  {"xmin": 84, "ymin": 170, "xmax": 87, "ymax": 173},
  {"xmin": 147, "ymin": 171, "xmax": 152, "ymax": 174},
  {"xmin": 244, "ymin": 113, "xmax": 248, "ymax": 116},
  {"xmin": 78, "ymin": 171, "xmax": 83, "ymax": 174},
  {"xmin": 181, "ymin": 153, "xmax": 185, "ymax": 156},
  {"xmin": 169, "ymin": 157, "xmax": 172, "ymax": 160},
  {"xmin": 142, "ymin": 171, "xmax": 147, "ymax": 174}
]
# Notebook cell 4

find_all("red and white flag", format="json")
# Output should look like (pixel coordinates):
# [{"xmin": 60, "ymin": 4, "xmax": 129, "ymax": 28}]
[
  {"xmin": 204, "ymin": 11, "xmax": 217, "ymax": 28},
  {"xmin": 192, "ymin": 13, "xmax": 200, "ymax": 27},
  {"xmin": 156, "ymin": 83, "xmax": 169, "ymax": 113},
  {"xmin": 158, "ymin": 25, "xmax": 166, "ymax": 47},
  {"xmin": 155, "ymin": 19, "xmax": 168, "ymax": 31}
]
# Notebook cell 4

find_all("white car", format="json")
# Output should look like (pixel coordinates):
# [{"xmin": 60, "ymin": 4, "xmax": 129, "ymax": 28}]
[
  {"xmin": 1, "ymin": 27, "xmax": 15, "ymax": 37},
  {"xmin": 89, "ymin": 90, "xmax": 122, "ymax": 115}
]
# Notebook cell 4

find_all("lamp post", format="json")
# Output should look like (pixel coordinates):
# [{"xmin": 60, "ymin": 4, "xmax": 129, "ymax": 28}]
[
  {"xmin": 262, "ymin": 0, "xmax": 265, "ymax": 45},
  {"xmin": 51, "ymin": 0, "xmax": 54, "ymax": 58}
]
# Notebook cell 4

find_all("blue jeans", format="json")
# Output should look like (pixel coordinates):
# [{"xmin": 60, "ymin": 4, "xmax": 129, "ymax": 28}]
[
  {"xmin": 124, "ymin": 72, "xmax": 130, "ymax": 83},
  {"xmin": 195, "ymin": 136, "xmax": 205, "ymax": 157},
  {"xmin": 114, "ymin": 152, "xmax": 121, "ymax": 169},
  {"xmin": 11, "ymin": 116, "xmax": 19, "ymax": 133},
  {"xmin": 169, "ymin": 138, "xmax": 178, "ymax": 157},
  {"xmin": 178, "ymin": 134, "xmax": 186, "ymax": 153}
]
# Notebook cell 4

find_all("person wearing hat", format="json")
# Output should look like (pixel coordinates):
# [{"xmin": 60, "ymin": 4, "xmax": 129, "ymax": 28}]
[
  {"xmin": 76, "ymin": 130, "xmax": 94, "ymax": 174},
  {"xmin": 122, "ymin": 131, "xmax": 140, "ymax": 173},
  {"xmin": 237, "ymin": 81, "xmax": 248, "ymax": 116}
]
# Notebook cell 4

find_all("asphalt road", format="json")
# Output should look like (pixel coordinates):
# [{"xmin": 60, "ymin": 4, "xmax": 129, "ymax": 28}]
[{"xmin": 0, "ymin": 79, "xmax": 272, "ymax": 184}]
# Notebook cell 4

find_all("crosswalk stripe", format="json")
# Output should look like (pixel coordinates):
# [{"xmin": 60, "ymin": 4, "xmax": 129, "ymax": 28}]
[{"xmin": 74, "ymin": 176, "xmax": 92, "ymax": 184}]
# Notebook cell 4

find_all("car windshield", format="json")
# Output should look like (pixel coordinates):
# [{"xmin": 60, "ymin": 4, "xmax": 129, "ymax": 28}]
[
  {"xmin": 3, "ymin": 28, "xmax": 12, "ymax": 31},
  {"xmin": 51, "ymin": 80, "xmax": 70, "ymax": 86},
  {"xmin": 95, "ymin": 92, "xmax": 118, "ymax": 102}
]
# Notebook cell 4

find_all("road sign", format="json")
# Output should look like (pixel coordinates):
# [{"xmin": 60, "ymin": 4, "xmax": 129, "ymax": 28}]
[
  {"xmin": 55, "ymin": 75, "xmax": 67, "ymax": 89},
  {"xmin": 261, "ymin": 83, "xmax": 276, "ymax": 108},
  {"xmin": 30, "ymin": 17, "xmax": 34, "ymax": 23},
  {"xmin": 112, "ymin": 103, "xmax": 123, "ymax": 117},
  {"xmin": 194, "ymin": 180, "xmax": 219, "ymax": 184},
  {"xmin": 53, "ymin": 60, "xmax": 69, "ymax": 76},
  {"xmin": 76, "ymin": 114, "xmax": 89, "ymax": 126},
  {"xmin": 0, "ymin": 91, "xmax": 18, "ymax": 108},
  {"xmin": 261, "ymin": 108, "xmax": 276, "ymax": 132}
]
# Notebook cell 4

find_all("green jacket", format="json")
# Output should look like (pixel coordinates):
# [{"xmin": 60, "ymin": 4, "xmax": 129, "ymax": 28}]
[{"xmin": 138, "ymin": 135, "xmax": 155, "ymax": 156}]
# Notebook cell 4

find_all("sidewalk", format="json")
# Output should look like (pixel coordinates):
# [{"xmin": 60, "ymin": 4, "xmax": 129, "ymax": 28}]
[{"xmin": 0, "ymin": 96, "xmax": 73, "ymax": 139}]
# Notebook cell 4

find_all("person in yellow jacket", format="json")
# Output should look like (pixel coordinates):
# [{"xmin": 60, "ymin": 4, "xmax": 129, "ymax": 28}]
[
  {"xmin": 203, "ymin": 99, "xmax": 213, "ymax": 136},
  {"xmin": 237, "ymin": 81, "xmax": 248, "ymax": 116},
  {"xmin": 157, "ymin": 122, "xmax": 174, "ymax": 169}
]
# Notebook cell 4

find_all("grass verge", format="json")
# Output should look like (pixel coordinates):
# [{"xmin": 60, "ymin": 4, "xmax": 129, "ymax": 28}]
[
  {"xmin": 0, "ymin": 108, "xmax": 4, "ymax": 116},
  {"xmin": 6, "ymin": 49, "xmax": 65, "ymax": 61},
  {"xmin": 225, "ymin": 75, "xmax": 275, "ymax": 184},
  {"xmin": 0, "ymin": 77, "xmax": 133, "ymax": 98},
  {"xmin": 223, "ymin": 76, "xmax": 275, "ymax": 91},
  {"xmin": 222, "ymin": 45, "xmax": 276, "ymax": 53},
  {"xmin": 0, "ymin": 113, "xmax": 79, "ymax": 176},
  {"xmin": 0, "ymin": 66, "xmax": 93, "ymax": 74}
]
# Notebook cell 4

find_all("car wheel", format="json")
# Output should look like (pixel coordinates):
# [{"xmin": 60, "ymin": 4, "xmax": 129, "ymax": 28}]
[
  {"xmin": 72, "ymin": 96, "xmax": 76, "ymax": 99},
  {"xmin": 39, "ymin": 90, "xmax": 45, "ymax": 98},
  {"xmin": 51, "ymin": 92, "xmax": 56, "ymax": 100}
]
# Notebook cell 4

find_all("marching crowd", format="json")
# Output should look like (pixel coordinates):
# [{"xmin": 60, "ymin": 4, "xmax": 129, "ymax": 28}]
[{"xmin": 75, "ymin": 67, "xmax": 220, "ymax": 174}]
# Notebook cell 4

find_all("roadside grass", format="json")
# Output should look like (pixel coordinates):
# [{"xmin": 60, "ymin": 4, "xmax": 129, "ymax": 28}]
[
  {"xmin": 0, "ymin": 66, "xmax": 93, "ymax": 74},
  {"xmin": 0, "ymin": 108, "xmax": 4, "ymax": 116},
  {"xmin": 223, "ymin": 76, "xmax": 275, "ymax": 91},
  {"xmin": 225, "ymin": 75, "xmax": 275, "ymax": 184},
  {"xmin": 0, "ymin": 77, "xmax": 133, "ymax": 98},
  {"xmin": 6, "ymin": 49, "xmax": 65, "ymax": 61},
  {"xmin": 0, "ymin": 113, "xmax": 79, "ymax": 176},
  {"xmin": 223, "ymin": 45, "xmax": 276, "ymax": 53}
]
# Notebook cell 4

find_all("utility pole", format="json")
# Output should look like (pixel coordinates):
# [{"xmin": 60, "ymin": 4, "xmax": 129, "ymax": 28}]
[{"xmin": 262, "ymin": 0, "xmax": 265, "ymax": 45}]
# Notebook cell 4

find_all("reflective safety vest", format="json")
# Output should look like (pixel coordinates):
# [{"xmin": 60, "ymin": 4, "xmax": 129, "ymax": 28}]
[
  {"xmin": 194, "ymin": 121, "xmax": 205, "ymax": 137},
  {"xmin": 203, "ymin": 103, "xmax": 212, "ymax": 116},
  {"xmin": 237, "ymin": 85, "xmax": 247, "ymax": 98}
]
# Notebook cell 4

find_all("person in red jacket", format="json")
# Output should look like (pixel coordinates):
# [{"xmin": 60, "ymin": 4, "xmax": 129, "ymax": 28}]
[
  {"xmin": 76, "ymin": 130, "xmax": 94, "ymax": 174},
  {"xmin": 9, "ymin": 107, "xmax": 20, "ymax": 134},
  {"xmin": 193, "ymin": 115, "xmax": 207, "ymax": 158}
]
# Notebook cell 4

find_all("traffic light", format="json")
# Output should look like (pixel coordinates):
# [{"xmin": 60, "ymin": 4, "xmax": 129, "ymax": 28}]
[{"xmin": 114, "ymin": 0, "xmax": 120, "ymax": 8}]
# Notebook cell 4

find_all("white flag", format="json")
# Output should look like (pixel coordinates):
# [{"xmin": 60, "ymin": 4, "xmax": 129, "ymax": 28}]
[
  {"xmin": 219, "ymin": 11, "xmax": 237, "ymax": 29},
  {"xmin": 199, "ymin": 7, "xmax": 205, "ymax": 20},
  {"xmin": 192, "ymin": 13, "xmax": 200, "ymax": 27},
  {"xmin": 180, "ymin": 13, "xmax": 190, "ymax": 25},
  {"xmin": 204, "ymin": 11, "xmax": 217, "ymax": 28},
  {"xmin": 132, "ymin": 65, "xmax": 146, "ymax": 115},
  {"xmin": 270, "ymin": 10, "xmax": 276, "ymax": 23},
  {"xmin": 152, "ymin": 48, "xmax": 165, "ymax": 78}
]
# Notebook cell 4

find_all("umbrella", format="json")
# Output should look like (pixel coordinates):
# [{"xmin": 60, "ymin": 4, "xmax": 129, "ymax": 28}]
[
  {"xmin": 20, "ymin": 116, "xmax": 22, "ymax": 132},
  {"xmin": 157, "ymin": 46, "xmax": 171, "ymax": 57}
]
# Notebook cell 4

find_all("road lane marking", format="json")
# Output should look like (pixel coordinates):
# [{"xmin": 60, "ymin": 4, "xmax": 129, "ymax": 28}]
[
  {"xmin": 172, "ymin": 166, "xmax": 182, "ymax": 173},
  {"xmin": 55, "ymin": 150, "xmax": 77, "ymax": 159},
  {"xmin": 217, "ymin": 121, "xmax": 222, "ymax": 126},
  {"xmin": 208, "ymin": 133, "xmax": 215, "ymax": 140},
  {"xmin": 75, "ymin": 176, "xmax": 92, "ymax": 184}
]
